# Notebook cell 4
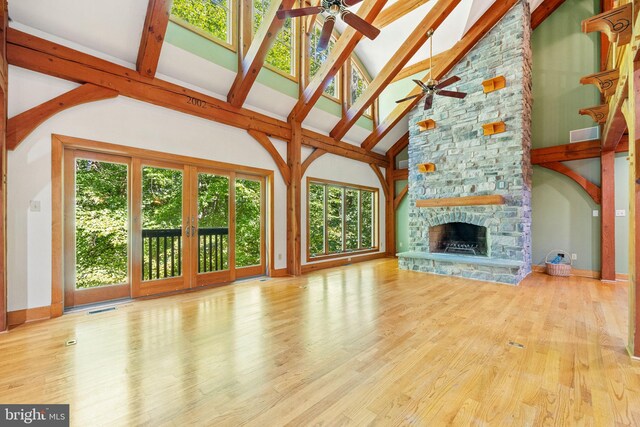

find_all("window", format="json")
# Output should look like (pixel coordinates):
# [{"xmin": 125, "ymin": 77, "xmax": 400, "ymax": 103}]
[
  {"xmin": 309, "ymin": 22, "xmax": 339, "ymax": 99},
  {"xmin": 307, "ymin": 179, "xmax": 377, "ymax": 260},
  {"xmin": 171, "ymin": 0, "xmax": 234, "ymax": 48},
  {"xmin": 254, "ymin": 0, "xmax": 296, "ymax": 77},
  {"xmin": 350, "ymin": 59, "xmax": 372, "ymax": 117}
]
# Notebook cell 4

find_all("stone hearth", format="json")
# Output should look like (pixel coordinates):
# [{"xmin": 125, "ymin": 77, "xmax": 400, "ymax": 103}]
[{"xmin": 398, "ymin": 1, "xmax": 532, "ymax": 285}]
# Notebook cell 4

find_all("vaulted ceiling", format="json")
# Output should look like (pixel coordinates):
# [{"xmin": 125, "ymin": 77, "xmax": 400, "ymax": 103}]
[{"xmin": 8, "ymin": 0, "xmax": 548, "ymax": 154}]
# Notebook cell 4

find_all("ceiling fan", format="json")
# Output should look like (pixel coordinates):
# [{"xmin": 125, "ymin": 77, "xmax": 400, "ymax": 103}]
[
  {"xmin": 276, "ymin": 0, "xmax": 381, "ymax": 51},
  {"xmin": 396, "ymin": 30, "xmax": 467, "ymax": 110}
]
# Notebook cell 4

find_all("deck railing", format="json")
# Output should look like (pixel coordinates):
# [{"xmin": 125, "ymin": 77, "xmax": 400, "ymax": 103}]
[{"xmin": 142, "ymin": 227, "xmax": 228, "ymax": 280}]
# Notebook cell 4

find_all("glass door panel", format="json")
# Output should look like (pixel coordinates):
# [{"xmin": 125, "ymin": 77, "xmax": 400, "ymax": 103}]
[
  {"xmin": 64, "ymin": 150, "xmax": 131, "ymax": 308},
  {"xmin": 235, "ymin": 177, "xmax": 265, "ymax": 277},
  {"xmin": 192, "ymin": 170, "xmax": 232, "ymax": 286},
  {"xmin": 133, "ymin": 162, "xmax": 190, "ymax": 296}
]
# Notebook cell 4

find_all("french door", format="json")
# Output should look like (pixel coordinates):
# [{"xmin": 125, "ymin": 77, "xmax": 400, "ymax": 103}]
[{"xmin": 64, "ymin": 148, "xmax": 266, "ymax": 308}]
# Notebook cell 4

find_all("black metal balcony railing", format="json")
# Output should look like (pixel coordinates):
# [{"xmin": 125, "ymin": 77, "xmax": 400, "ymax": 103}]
[{"xmin": 142, "ymin": 227, "xmax": 229, "ymax": 280}]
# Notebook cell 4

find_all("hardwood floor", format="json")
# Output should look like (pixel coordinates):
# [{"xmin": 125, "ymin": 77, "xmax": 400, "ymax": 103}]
[{"xmin": 1, "ymin": 259, "xmax": 639, "ymax": 425}]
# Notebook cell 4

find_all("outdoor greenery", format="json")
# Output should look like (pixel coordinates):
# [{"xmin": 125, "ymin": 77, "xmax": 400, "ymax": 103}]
[
  {"xmin": 310, "ymin": 23, "xmax": 338, "ymax": 98},
  {"xmin": 74, "ymin": 162, "xmax": 262, "ymax": 288},
  {"xmin": 75, "ymin": 160, "xmax": 129, "ymax": 289},
  {"xmin": 308, "ymin": 182, "xmax": 376, "ymax": 258},
  {"xmin": 172, "ymin": 0, "xmax": 231, "ymax": 43},
  {"xmin": 254, "ymin": 0, "xmax": 295, "ymax": 75}
]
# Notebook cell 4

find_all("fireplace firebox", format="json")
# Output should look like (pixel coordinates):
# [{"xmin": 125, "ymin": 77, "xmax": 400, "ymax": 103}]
[{"xmin": 429, "ymin": 223, "xmax": 488, "ymax": 256}]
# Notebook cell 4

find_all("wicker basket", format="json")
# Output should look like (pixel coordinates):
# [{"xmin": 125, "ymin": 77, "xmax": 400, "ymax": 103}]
[{"xmin": 545, "ymin": 250, "xmax": 572, "ymax": 277}]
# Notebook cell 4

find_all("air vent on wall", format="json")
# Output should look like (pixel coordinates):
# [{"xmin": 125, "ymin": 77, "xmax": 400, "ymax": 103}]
[{"xmin": 570, "ymin": 126, "xmax": 600, "ymax": 143}]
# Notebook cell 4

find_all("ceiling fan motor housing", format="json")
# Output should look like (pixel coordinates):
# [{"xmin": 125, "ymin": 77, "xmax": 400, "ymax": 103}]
[{"xmin": 323, "ymin": 0, "xmax": 344, "ymax": 15}]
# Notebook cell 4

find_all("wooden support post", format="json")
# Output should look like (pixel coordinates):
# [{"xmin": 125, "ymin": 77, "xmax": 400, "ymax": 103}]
[
  {"xmin": 287, "ymin": 121, "xmax": 302, "ymax": 276},
  {"xmin": 624, "ymin": 60, "xmax": 640, "ymax": 358},
  {"xmin": 385, "ymin": 153, "xmax": 396, "ymax": 256},
  {"xmin": 601, "ymin": 150, "xmax": 616, "ymax": 281},
  {"xmin": 0, "ymin": 0, "xmax": 6, "ymax": 333}
]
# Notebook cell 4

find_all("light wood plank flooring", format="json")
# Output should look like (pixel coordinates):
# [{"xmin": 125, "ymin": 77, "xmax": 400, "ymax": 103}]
[{"xmin": 1, "ymin": 259, "xmax": 639, "ymax": 425}]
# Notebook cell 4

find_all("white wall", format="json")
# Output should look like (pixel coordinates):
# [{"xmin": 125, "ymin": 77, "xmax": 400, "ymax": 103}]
[{"xmin": 7, "ymin": 67, "xmax": 387, "ymax": 311}]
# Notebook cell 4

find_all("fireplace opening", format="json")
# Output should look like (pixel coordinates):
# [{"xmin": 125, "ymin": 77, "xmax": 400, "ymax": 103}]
[{"xmin": 429, "ymin": 222, "xmax": 488, "ymax": 256}]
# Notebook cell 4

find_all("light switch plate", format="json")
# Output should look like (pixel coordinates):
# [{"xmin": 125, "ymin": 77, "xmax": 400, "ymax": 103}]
[
  {"xmin": 592, "ymin": 210, "xmax": 599, "ymax": 217},
  {"xmin": 616, "ymin": 209, "xmax": 626, "ymax": 217},
  {"xmin": 29, "ymin": 200, "xmax": 41, "ymax": 212}
]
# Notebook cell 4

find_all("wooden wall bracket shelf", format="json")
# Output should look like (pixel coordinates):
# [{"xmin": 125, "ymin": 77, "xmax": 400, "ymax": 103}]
[
  {"xmin": 579, "ymin": 104, "xmax": 609, "ymax": 124},
  {"xmin": 416, "ymin": 119, "xmax": 436, "ymax": 132},
  {"xmin": 416, "ymin": 194, "xmax": 506, "ymax": 208},
  {"xmin": 418, "ymin": 163, "xmax": 436, "ymax": 173},
  {"xmin": 580, "ymin": 69, "xmax": 620, "ymax": 97},
  {"xmin": 482, "ymin": 121, "xmax": 506, "ymax": 136},
  {"xmin": 582, "ymin": 3, "xmax": 633, "ymax": 45},
  {"xmin": 482, "ymin": 76, "xmax": 506, "ymax": 93}
]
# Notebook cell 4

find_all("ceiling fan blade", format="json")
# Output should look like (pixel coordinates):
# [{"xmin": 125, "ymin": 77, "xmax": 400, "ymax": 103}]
[
  {"xmin": 317, "ymin": 17, "xmax": 336, "ymax": 51},
  {"xmin": 412, "ymin": 79, "xmax": 430, "ymax": 91},
  {"xmin": 424, "ymin": 94, "xmax": 433, "ymax": 110},
  {"xmin": 395, "ymin": 94, "xmax": 421, "ymax": 103},
  {"xmin": 343, "ymin": 0, "xmax": 365, "ymax": 6},
  {"xmin": 341, "ymin": 10, "xmax": 380, "ymax": 40},
  {"xmin": 276, "ymin": 6, "xmax": 323, "ymax": 19},
  {"xmin": 435, "ymin": 76, "xmax": 461, "ymax": 89},
  {"xmin": 437, "ymin": 90, "xmax": 467, "ymax": 99}
]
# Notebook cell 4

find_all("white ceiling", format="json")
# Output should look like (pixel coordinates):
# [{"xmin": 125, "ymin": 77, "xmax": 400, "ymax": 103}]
[{"xmin": 8, "ymin": 0, "xmax": 544, "ymax": 152}]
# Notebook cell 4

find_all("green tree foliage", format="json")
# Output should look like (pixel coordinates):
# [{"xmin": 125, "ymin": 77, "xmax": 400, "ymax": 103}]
[
  {"xmin": 75, "ymin": 160, "xmax": 128, "ymax": 289},
  {"xmin": 308, "ymin": 183, "xmax": 325, "ymax": 256},
  {"xmin": 310, "ymin": 24, "xmax": 338, "ymax": 97},
  {"xmin": 171, "ymin": 0, "xmax": 231, "ymax": 43},
  {"xmin": 235, "ymin": 179, "xmax": 262, "ymax": 267},
  {"xmin": 253, "ymin": 0, "xmax": 294, "ymax": 75}
]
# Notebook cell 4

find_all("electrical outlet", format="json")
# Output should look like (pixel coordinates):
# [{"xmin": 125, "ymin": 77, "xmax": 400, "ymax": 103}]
[
  {"xmin": 399, "ymin": 242, "xmax": 404, "ymax": 248},
  {"xmin": 29, "ymin": 200, "xmax": 41, "ymax": 212},
  {"xmin": 592, "ymin": 210, "xmax": 599, "ymax": 217},
  {"xmin": 278, "ymin": 253, "xmax": 282, "ymax": 260},
  {"xmin": 616, "ymin": 209, "xmax": 626, "ymax": 217},
  {"xmin": 571, "ymin": 253, "xmax": 577, "ymax": 260}
]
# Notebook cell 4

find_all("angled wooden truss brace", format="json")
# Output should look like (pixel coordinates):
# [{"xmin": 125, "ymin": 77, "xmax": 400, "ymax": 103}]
[
  {"xmin": 137, "ymin": 0, "xmax": 173, "ymax": 78},
  {"xmin": 247, "ymin": 129, "xmax": 291, "ymax": 185},
  {"xmin": 301, "ymin": 148, "xmax": 326, "ymax": 176},
  {"xmin": 538, "ymin": 162, "xmax": 602, "ymax": 204},
  {"xmin": 7, "ymin": 28, "xmax": 388, "ymax": 167},
  {"xmin": 531, "ymin": 0, "xmax": 567, "ymax": 30},
  {"xmin": 288, "ymin": 0, "xmax": 388, "ymax": 123},
  {"xmin": 387, "ymin": 131, "xmax": 409, "ymax": 158},
  {"xmin": 579, "ymin": 104, "xmax": 609, "ymax": 124},
  {"xmin": 228, "ymin": 0, "xmax": 296, "ymax": 108},
  {"xmin": 369, "ymin": 163, "xmax": 389, "ymax": 200},
  {"xmin": 368, "ymin": 0, "xmax": 518, "ymax": 152},
  {"xmin": 330, "ymin": 0, "xmax": 461, "ymax": 141},
  {"xmin": 7, "ymin": 83, "xmax": 119, "ymax": 150},
  {"xmin": 394, "ymin": 184, "xmax": 408, "ymax": 210},
  {"xmin": 580, "ymin": 69, "xmax": 620, "ymax": 97}
]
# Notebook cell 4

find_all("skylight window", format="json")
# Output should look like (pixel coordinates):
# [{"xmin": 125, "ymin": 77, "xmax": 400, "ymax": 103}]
[
  {"xmin": 253, "ymin": 0, "xmax": 296, "ymax": 77},
  {"xmin": 171, "ymin": 0, "xmax": 234, "ymax": 48}
]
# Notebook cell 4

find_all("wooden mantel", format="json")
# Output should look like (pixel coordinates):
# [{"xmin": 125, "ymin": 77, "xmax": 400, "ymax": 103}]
[{"xmin": 416, "ymin": 195, "xmax": 506, "ymax": 208}]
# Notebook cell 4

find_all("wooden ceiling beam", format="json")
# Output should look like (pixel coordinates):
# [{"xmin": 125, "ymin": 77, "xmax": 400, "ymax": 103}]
[
  {"xmin": 136, "ymin": 0, "xmax": 173, "ymax": 78},
  {"xmin": 227, "ymin": 0, "xmax": 296, "ymax": 108},
  {"xmin": 364, "ymin": 0, "xmax": 518, "ymax": 152},
  {"xmin": 373, "ymin": 0, "xmax": 432, "ymax": 29},
  {"xmin": 387, "ymin": 131, "xmax": 409, "ymax": 158},
  {"xmin": 7, "ymin": 28, "xmax": 388, "ymax": 167},
  {"xmin": 288, "ymin": 0, "xmax": 388, "ymax": 123},
  {"xmin": 531, "ymin": 0, "xmax": 567, "ymax": 30},
  {"xmin": 330, "ymin": 0, "xmax": 461, "ymax": 141},
  {"xmin": 530, "ymin": 136, "xmax": 628, "ymax": 164},
  {"xmin": 7, "ymin": 83, "xmax": 119, "ymax": 150}
]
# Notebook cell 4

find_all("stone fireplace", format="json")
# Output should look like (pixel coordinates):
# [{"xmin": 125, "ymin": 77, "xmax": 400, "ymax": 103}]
[{"xmin": 397, "ymin": 1, "xmax": 532, "ymax": 285}]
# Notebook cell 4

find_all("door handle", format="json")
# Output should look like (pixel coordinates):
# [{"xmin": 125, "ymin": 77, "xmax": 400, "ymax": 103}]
[{"xmin": 185, "ymin": 217, "xmax": 190, "ymax": 237}]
